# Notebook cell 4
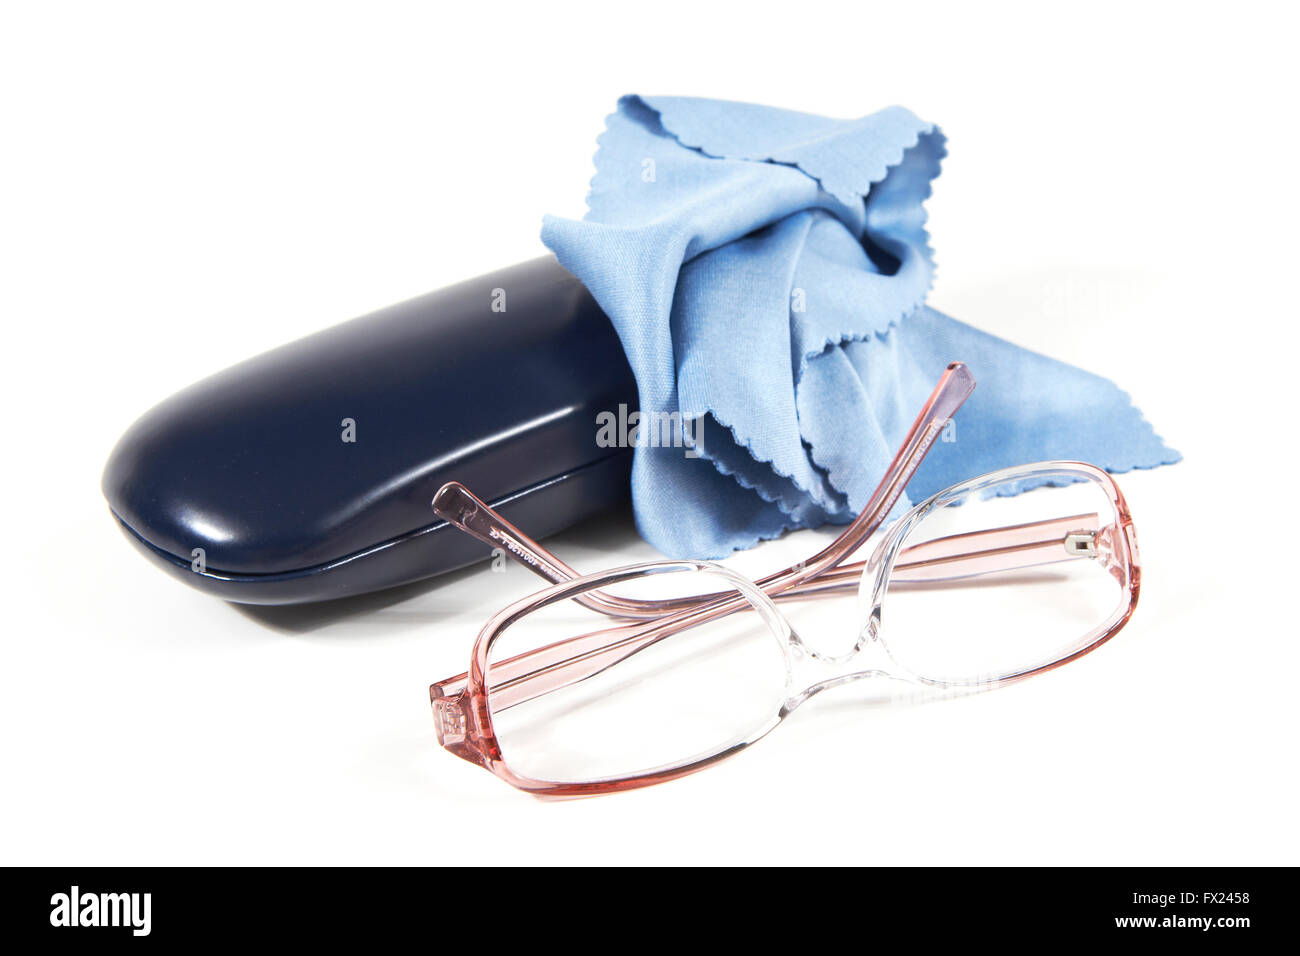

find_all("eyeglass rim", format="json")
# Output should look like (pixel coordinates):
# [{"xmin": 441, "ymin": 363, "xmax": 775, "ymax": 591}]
[
  {"xmin": 862, "ymin": 460, "xmax": 1140, "ymax": 688},
  {"xmin": 454, "ymin": 560, "xmax": 793, "ymax": 795}
]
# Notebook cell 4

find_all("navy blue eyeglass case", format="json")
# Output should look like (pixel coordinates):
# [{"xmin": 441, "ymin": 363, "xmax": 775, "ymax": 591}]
[{"xmin": 102, "ymin": 257, "xmax": 636, "ymax": 604}]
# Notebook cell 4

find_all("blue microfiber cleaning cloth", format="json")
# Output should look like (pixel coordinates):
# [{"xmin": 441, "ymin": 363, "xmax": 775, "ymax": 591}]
[{"xmin": 542, "ymin": 95, "xmax": 1179, "ymax": 558}]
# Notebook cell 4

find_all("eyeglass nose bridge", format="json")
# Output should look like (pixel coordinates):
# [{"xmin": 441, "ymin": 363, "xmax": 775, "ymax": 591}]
[{"xmin": 784, "ymin": 606, "xmax": 913, "ymax": 710}]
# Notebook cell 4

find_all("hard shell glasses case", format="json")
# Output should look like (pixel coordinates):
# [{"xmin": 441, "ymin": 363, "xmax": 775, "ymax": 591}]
[{"xmin": 102, "ymin": 257, "xmax": 636, "ymax": 604}]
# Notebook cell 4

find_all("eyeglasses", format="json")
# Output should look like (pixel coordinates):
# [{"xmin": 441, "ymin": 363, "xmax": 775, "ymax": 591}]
[{"xmin": 428, "ymin": 362, "xmax": 1141, "ymax": 795}]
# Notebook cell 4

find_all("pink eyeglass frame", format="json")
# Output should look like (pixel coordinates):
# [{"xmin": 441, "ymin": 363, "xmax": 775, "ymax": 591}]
[{"xmin": 428, "ymin": 363, "xmax": 1141, "ymax": 796}]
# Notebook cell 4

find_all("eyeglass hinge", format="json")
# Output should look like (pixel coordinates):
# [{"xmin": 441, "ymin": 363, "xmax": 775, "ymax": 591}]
[
  {"xmin": 433, "ymin": 697, "xmax": 468, "ymax": 744},
  {"xmin": 1063, "ymin": 531, "xmax": 1097, "ymax": 557}
]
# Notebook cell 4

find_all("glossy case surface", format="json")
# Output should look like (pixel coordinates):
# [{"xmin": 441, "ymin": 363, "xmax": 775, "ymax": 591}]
[{"xmin": 102, "ymin": 257, "xmax": 636, "ymax": 604}]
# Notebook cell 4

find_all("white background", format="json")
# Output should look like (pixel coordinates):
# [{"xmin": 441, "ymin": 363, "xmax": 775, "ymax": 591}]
[{"xmin": 2, "ymin": 1, "xmax": 1296, "ymax": 865}]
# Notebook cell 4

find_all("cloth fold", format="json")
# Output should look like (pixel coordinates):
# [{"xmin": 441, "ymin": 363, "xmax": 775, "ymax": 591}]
[{"xmin": 543, "ymin": 95, "xmax": 1179, "ymax": 558}]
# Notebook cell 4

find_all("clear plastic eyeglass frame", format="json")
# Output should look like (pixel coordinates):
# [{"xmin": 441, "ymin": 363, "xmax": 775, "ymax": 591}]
[{"xmin": 427, "ymin": 363, "xmax": 1141, "ymax": 796}]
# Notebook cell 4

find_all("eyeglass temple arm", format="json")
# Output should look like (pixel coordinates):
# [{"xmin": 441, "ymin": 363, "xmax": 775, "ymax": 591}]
[
  {"xmin": 770, "ymin": 361, "xmax": 976, "ymax": 592},
  {"xmin": 431, "ymin": 481, "xmax": 678, "ymax": 621},
  {"xmin": 758, "ymin": 511, "xmax": 1105, "ymax": 594},
  {"xmin": 431, "ymin": 362, "xmax": 978, "ymax": 619},
  {"xmin": 430, "ymin": 482, "xmax": 583, "ymax": 586}
]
